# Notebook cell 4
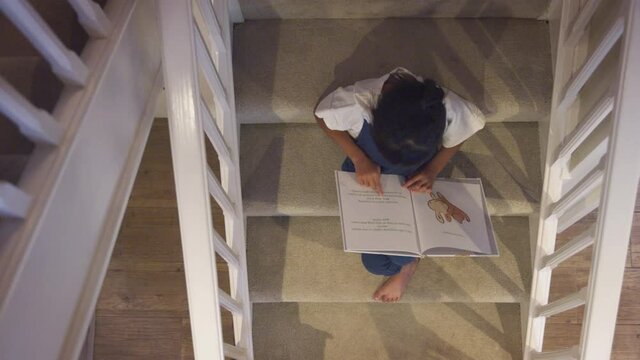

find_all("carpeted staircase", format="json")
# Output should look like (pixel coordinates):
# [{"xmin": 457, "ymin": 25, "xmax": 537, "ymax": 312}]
[{"xmin": 234, "ymin": 8, "xmax": 552, "ymax": 359}]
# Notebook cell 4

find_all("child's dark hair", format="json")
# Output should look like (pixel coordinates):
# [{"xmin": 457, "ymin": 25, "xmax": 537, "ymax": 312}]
[{"xmin": 372, "ymin": 73, "xmax": 446, "ymax": 167}]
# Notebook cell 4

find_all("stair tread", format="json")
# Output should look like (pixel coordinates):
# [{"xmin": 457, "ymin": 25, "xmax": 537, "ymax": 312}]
[
  {"xmin": 233, "ymin": 18, "xmax": 551, "ymax": 124},
  {"xmin": 238, "ymin": 0, "xmax": 549, "ymax": 19},
  {"xmin": 241, "ymin": 122, "xmax": 541, "ymax": 217},
  {"xmin": 253, "ymin": 302, "xmax": 522, "ymax": 360},
  {"xmin": 247, "ymin": 216, "xmax": 531, "ymax": 303}
]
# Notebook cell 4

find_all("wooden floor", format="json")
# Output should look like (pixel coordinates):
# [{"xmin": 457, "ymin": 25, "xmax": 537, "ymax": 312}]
[
  {"xmin": 94, "ymin": 119, "xmax": 233, "ymax": 360},
  {"xmin": 543, "ymin": 204, "xmax": 640, "ymax": 358},
  {"xmin": 94, "ymin": 119, "xmax": 640, "ymax": 359}
]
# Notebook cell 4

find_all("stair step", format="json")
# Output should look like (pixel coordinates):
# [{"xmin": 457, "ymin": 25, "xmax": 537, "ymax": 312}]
[
  {"xmin": 241, "ymin": 122, "xmax": 541, "ymax": 217},
  {"xmin": 247, "ymin": 216, "xmax": 530, "ymax": 303},
  {"xmin": 253, "ymin": 302, "xmax": 522, "ymax": 360},
  {"xmin": 233, "ymin": 19, "xmax": 551, "ymax": 124}
]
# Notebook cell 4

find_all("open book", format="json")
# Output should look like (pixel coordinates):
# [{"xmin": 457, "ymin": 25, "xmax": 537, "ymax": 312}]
[{"xmin": 335, "ymin": 171, "xmax": 498, "ymax": 257}]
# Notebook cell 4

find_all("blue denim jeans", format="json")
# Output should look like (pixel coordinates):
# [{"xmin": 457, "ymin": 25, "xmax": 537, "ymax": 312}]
[
  {"xmin": 361, "ymin": 253, "xmax": 417, "ymax": 276},
  {"xmin": 342, "ymin": 120, "xmax": 434, "ymax": 277}
]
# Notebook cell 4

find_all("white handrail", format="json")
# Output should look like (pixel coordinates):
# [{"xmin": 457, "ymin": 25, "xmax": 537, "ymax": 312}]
[
  {"xmin": 0, "ymin": 182, "xmax": 32, "ymax": 219},
  {"xmin": 0, "ymin": 76, "xmax": 63, "ymax": 145},
  {"xmin": 579, "ymin": 1, "xmax": 640, "ymax": 358},
  {"xmin": 159, "ymin": 0, "xmax": 254, "ymax": 358},
  {"xmin": 67, "ymin": 0, "xmax": 111, "ymax": 37},
  {"xmin": 0, "ymin": 0, "xmax": 88, "ymax": 86},
  {"xmin": 158, "ymin": 1, "xmax": 227, "ymax": 358}
]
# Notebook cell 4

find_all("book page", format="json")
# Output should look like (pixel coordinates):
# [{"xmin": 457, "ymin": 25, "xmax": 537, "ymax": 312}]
[
  {"xmin": 335, "ymin": 171, "xmax": 419, "ymax": 254},
  {"xmin": 412, "ymin": 179, "xmax": 496, "ymax": 255}
]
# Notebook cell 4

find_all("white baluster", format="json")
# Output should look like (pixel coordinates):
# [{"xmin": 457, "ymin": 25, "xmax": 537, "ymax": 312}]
[
  {"xmin": 223, "ymin": 343, "xmax": 247, "ymax": 360},
  {"xmin": 0, "ymin": 0, "xmax": 88, "ymax": 86},
  {"xmin": 558, "ymin": 18, "xmax": 624, "ymax": 110},
  {"xmin": 218, "ymin": 289, "xmax": 243, "ymax": 315},
  {"xmin": 0, "ymin": 76, "xmax": 63, "ymax": 144},
  {"xmin": 531, "ymin": 346, "xmax": 580, "ymax": 360},
  {"xmin": 0, "ymin": 182, "xmax": 32, "ymax": 218},
  {"xmin": 537, "ymin": 288, "xmax": 588, "ymax": 318},
  {"xmin": 565, "ymin": 0, "xmax": 603, "ymax": 47},
  {"xmin": 67, "ymin": 0, "xmax": 111, "ymax": 38}
]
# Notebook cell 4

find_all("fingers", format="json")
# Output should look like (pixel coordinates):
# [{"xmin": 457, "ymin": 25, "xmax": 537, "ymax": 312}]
[
  {"xmin": 403, "ymin": 175, "xmax": 420, "ymax": 189},
  {"xmin": 406, "ymin": 177, "xmax": 434, "ymax": 193},
  {"xmin": 358, "ymin": 174, "xmax": 383, "ymax": 195},
  {"xmin": 372, "ymin": 174, "xmax": 383, "ymax": 196}
]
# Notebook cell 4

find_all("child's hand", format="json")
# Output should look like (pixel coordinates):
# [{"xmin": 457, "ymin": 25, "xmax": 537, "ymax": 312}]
[
  {"xmin": 353, "ymin": 156, "xmax": 383, "ymax": 195},
  {"xmin": 404, "ymin": 167, "xmax": 437, "ymax": 193}
]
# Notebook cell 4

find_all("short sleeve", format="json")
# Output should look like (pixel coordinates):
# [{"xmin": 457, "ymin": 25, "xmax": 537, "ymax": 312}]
[
  {"xmin": 441, "ymin": 90, "xmax": 486, "ymax": 148},
  {"xmin": 314, "ymin": 85, "xmax": 364, "ymax": 135}
]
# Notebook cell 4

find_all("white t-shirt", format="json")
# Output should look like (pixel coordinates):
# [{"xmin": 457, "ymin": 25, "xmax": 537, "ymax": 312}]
[{"xmin": 314, "ymin": 68, "xmax": 486, "ymax": 148}]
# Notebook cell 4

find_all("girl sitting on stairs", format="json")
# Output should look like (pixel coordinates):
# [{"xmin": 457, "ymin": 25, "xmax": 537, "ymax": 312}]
[{"xmin": 315, "ymin": 67, "xmax": 485, "ymax": 302}]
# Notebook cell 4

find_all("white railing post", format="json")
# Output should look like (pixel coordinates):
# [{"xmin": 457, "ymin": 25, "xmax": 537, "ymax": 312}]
[
  {"xmin": 0, "ymin": 182, "xmax": 32, "ymax": 219},
  {"xmin": 67, "ymin": 0, "xmax": 111, "ymax": 38},
  {"xmin": 0, "ymin": 76, "xmax": 63, "ymax": 145},
  {"xmin": 159, "ymin": 0, "xmax": 253, "ymax": 358},
  {"xmin": 158, "ymin": 1, "xmax": 226, "ymax": 359},
  {"xmin": 579, "ymin": 1, "xmax": 640, "ymax": 358},
  {"xmin": 0, "ymin": 0, "xmax": 88, "ymax": 86}
]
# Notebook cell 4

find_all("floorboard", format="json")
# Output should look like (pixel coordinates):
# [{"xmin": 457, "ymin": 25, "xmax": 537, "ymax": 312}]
[{"xmin": 94, "ymin": 119, "xmax": 231, "ymax": 359}]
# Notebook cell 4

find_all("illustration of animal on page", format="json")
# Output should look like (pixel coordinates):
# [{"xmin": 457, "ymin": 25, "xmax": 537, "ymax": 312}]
[{"xmin": 427, "ymin": 192, "xmax": 471, "ymax": 224}]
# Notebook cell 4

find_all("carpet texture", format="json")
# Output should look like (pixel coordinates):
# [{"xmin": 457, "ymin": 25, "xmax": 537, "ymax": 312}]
[
  {"xmin": 233, "ymin": 19, "xmax": 551, "ymax": 124},
  {"xmin": 235, "ymin": 16, "xmax": 552, "ymax": 359},
  {"xmin": 238, "ymin": 0, "xmax": 550, "ymax": 19},
  {"xmin": 247, "ymin": 216, "xmax": 531, "ymax": 303},
  {"xmin": 240, "ymin": 123, "xmax": 541, "ymax": 217},
  {"xmin": 253, "ymin": 302, "xmax": 522, "ymax": 360}
]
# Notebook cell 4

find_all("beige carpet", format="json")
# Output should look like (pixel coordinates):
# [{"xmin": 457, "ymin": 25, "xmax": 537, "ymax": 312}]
[
  {"xmin": 247, "ymin": 216, "xmax": 531, "ymax": 303},
  {"xmin": 253, "ymin": 302, "xmax": 522, "ymax": 360},
  {"xmin": 240, "ymin": 123, "xmax": 541, "ymax": 217},
  {"xmin": 233, "ymin": 19, "xmax": 551, "ymax": 124},
  {"xmin": 236, "ymin": 16, "xmax": 551, "ymax": 359},
  {"xmin": 237, "ymin": 0, "xmax": 550, "ymax": 19}
]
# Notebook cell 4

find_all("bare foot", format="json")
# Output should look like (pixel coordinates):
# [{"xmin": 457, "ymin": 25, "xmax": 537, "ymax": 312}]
[{"xmin": 372, "ymin": 259, "xmax": 419, "ymax": 302}]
